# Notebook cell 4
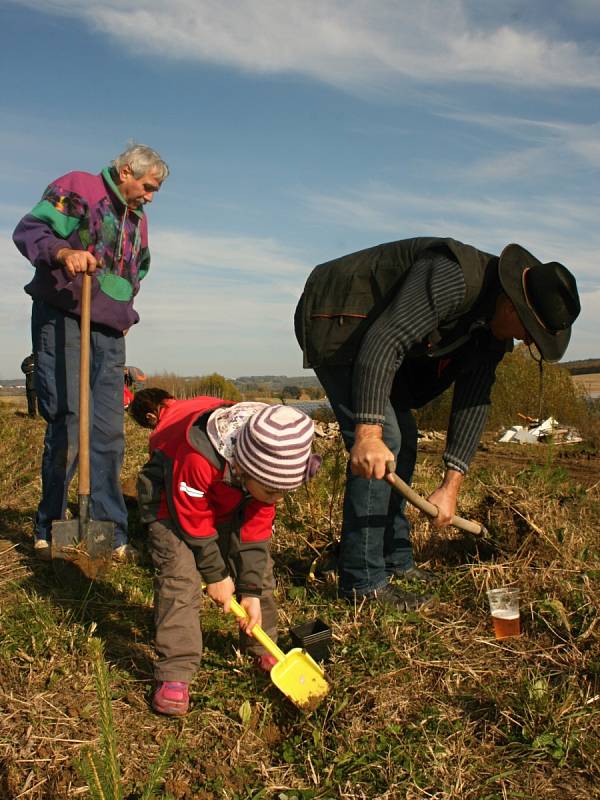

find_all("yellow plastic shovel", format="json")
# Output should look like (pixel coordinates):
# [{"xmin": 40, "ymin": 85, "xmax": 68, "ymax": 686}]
[{"xmin": 229, "ymin": 598, "xmax": 329, "ymax": 711}]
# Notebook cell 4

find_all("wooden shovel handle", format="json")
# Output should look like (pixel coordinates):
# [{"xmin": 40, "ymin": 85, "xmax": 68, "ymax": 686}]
[
  {"xmin": 385, "ymin": 462, "xmax": 487, "ymax": 536},
  {"xmin": 78, "ymin": 272, "xmax": 92, "ymax": 497},
  {"xmin": 229, "ymin": 598, "xmax": 286, "ymax": 662}
]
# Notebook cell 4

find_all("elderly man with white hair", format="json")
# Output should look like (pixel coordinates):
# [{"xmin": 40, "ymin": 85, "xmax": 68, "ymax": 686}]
[{"xmin": 13, "ymin": 142, "xmax": 169, "ymax": 562}]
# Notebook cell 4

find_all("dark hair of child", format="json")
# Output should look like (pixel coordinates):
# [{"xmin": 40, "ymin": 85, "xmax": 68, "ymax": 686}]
[{"xmin": 129, "ymin": 388, "xmax": 174, "ymax": 428}]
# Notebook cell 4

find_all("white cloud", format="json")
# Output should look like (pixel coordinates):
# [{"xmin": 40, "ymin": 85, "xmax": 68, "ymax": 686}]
[
  {"xmin": 128, "ymin": 229, "xmax": 309, "ymax": 374},
  {"xmin": 11, "ymin": 0, "xmax": 600, "ymax": 91},
  {"xmin": 307, "ymin": 182, "xmax": 599, "ymax": 360},
  {"xmin": 439, "ymin": 112, "xmax": 600, "ymax": 173},
  {"xmin": 128, "ymin": 282, "xmax": 305, "ymax": 377},
  {"xmin": 0, "ymin": 226, "xmax": 311, "ymax": 378},
  {"xmin": 0, "ymin": 232, "xmax": 37, "ymax": 379},
  {"xmin": 310, "ymin": 183, "xmax": 596, "ymax": 240},
  {"xmin": 150, "ymin": 229, "xmax": 305, "ymax": 280}
]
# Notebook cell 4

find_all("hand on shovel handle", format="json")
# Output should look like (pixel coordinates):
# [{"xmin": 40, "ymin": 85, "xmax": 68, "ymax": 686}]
[
  {"xmin": 385, "ymin": 461, "xmax": 487, "ymax": 536},
  {"xmin": 239, "ymin": 597, "xmax": 261, "ymax": 634},
  {"xmin": 205, "ymin": 576, "xmax": 236, "ymax": 610},
  {"xmin": 229, "ymin": 598, "xmax": 287, "ymax": 662}
]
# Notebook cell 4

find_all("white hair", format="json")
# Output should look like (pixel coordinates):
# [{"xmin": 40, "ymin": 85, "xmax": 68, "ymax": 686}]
[{"xmin": 112, "ymin": 142, "xmax": 169, "ymax": 181}]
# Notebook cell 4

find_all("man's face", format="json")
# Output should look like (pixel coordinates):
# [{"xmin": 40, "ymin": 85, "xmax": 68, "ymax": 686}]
[
  {"xmin": 490, "ymin": 295, "xmax": 532, "ymax": 345},
  {"xmin": 117, "ymin": 165, "xmax": 162, "ymax": 209}
]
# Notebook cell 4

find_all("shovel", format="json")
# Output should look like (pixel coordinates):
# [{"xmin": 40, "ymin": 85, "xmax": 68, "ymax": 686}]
[
  {"xmin": 385, "ymin": 461, "xmax": 488, "ymax": 536},
  {"xmin": 51, "ymin": 272, "xmax": 115, "ymax": 567},
  {"xmin": 229, "ymin": 597, "xmax": 329, "ymax": 711}
]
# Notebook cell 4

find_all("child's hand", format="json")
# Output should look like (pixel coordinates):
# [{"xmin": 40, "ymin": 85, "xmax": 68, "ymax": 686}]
[
  {"xmin": 238, "ymin": 596, "xmax": 262, "ymax": 634},
  {"xmin": 206, "ymin": 576, "xmax": 235, "ymax": 612}
]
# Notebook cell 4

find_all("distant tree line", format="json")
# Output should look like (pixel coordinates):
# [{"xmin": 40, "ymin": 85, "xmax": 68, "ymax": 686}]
[
  {"xmin": 145, "ymin": 372, "xmax": 241, "ymax": 401},
  {"xmin": 561, "ymin": 358, "xmax": 600, "ymax": 375},
  {"xmin": 234, "ymin": 376, "xmax": 325, "ymax": 397},
  {"xmin": 141, "ymin": 373, "xmax": 326, "ymax": 403},
  {"xmin": 280, "ymin": 385, "xmax": 325, "ymax": 400}
]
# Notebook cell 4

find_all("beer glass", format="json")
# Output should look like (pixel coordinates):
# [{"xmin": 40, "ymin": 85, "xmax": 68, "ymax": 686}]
[{"xmin": 486, "ymin": 587, "xmax": 520, "ymax": 639}]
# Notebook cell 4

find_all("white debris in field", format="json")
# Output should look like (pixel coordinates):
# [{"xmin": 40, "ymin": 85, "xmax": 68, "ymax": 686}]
[
  {"xmin": 314, "ymin": 422, "xmax": 339, "ymax": 438},
  {"xmin": 313, "ymin": 421, "xmax": 445, "ymax": 442},
  {"xmin": 498, "ymin": 416, "xmax": 583, "ymax": 445},
  {"xmin": 417, "ymin": 430, "xmax": 445, "ymax": 441}
]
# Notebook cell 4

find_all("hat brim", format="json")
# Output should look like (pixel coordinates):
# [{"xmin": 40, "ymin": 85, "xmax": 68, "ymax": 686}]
[{"xmin": 498, "ymin": 243, "xmax": 571, "ymax": 362}]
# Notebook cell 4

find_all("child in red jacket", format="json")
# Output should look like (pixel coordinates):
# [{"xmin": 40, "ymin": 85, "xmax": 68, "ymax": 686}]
[{"xmin": 130, "ymin": 389, "xmax": 321, "ymax": 716}]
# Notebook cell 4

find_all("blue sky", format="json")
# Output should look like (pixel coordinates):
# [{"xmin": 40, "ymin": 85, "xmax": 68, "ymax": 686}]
[{"xmin": 1, "ymin": 0, "xmax": 599, "ymax": 380}]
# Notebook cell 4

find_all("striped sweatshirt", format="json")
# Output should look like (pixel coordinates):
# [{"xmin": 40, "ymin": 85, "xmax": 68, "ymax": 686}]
[
  {"xmin": 354, "ymin": 254, "xmax": 506, "ymax": 473},
  {"xmin": 13, "ymin": 168, "xmax": 150, "ymax": 332}
]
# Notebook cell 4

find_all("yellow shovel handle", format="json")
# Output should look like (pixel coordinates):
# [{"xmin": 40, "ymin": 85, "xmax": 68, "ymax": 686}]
[{"xmin": 229, "ymin": 597, "xmax": 286, "ymax": 662}]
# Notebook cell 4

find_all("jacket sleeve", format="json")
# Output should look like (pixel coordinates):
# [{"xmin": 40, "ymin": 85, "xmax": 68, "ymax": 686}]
[
  {"xmin": 169, "ymin": 451, "xmax": 230, "ymax": 585},
  {"xmin": 13, "ymin": 175, "xmax": 89, "ymax": 268},
  {"xmin": 229, "ymin": 502, "xmax": 275, "ymax": 597},
  {"xmin": 137, "ymin": 450, "xmax": 166, "ymax": 525},
  {"xmin": 352, "ymin": 255, "xmax": 466, "ymax": 425},
  {"xmin": 443, "ymin": 346, "xmax": 504, "ymax": 473}
]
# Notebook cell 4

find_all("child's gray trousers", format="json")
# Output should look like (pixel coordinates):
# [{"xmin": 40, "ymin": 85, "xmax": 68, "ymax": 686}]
[{"xmin": 148, "ymin": 518, "xmax": 278, "ymax": 682}]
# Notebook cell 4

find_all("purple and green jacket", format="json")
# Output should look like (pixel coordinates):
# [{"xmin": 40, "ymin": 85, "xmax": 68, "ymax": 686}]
[{"xmin": 13, "ymin": 167, "xmax": 151, "ymax": 332}]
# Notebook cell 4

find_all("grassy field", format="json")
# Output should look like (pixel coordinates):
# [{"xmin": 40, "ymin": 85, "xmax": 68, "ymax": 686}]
[{"xmin": 0, "ymin": 399, "xmax": 599, "ymax": 799}]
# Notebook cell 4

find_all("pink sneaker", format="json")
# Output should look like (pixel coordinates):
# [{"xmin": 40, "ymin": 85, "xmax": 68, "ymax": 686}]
[
  {"xmin": 253, "ymin": 655, "xmax": 278, "ymax": 674},
  {"xmin": 152, "ymin": 681, "xmax": 189, "ymax": 716}
]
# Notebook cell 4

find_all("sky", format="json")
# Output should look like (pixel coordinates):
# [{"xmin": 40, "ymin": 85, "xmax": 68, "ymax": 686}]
[{"xmin": 1, "ymin": 0, "xmax": 599, "ymax": 380}]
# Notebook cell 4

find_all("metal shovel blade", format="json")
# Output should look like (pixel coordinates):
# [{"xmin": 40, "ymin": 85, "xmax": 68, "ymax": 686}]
[
  {"xmin": 51, "ymin": 519, "xmax": 81, "ymax": 558},
  {"xmin": 229, "ymin": 598, "xmax": 329, "ymax": 710},
  {"xmin": 51, "ymin": 518, "xmax": 115, "ymax": 560},
  {"xmin": 51, "ymin": 514, "xmax": 114, "ymax": 581}
]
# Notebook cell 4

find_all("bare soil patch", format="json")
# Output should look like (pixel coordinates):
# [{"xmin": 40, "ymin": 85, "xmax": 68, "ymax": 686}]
[{"xmin": 419, "ymin": 434, "xmax": 600, "ymax": 488}]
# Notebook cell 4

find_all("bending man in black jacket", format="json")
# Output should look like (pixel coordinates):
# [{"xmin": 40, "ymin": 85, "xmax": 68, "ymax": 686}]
[{"xmin": 295, "ymin": 238, "xmax": 580, "ymax": 609}]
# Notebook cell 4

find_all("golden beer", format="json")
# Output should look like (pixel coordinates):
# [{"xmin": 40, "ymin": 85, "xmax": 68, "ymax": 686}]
[{"xmin": 491, "ymin": 610, "xmax": 520, "ymax": 639}]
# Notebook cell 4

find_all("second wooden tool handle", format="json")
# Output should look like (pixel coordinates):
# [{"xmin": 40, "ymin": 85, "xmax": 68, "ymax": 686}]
[{"xmin": 385, "ymin": 462, "xmax": 486, "ymax": 536}]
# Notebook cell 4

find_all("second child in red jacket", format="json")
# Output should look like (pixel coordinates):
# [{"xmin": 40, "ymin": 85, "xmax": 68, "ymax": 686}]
[{"xmin": 131, "ymin": 389, "xmax": 321, "ymax": 717}]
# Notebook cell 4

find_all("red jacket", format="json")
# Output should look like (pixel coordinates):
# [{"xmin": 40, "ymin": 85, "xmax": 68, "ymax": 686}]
[
  {"xmin": 123, "ymin": 385, "xmax": 134, "ymax": 409},
  {"xmin": 137, "ymin": 397, "xmax": 275, "ymax": 595}
]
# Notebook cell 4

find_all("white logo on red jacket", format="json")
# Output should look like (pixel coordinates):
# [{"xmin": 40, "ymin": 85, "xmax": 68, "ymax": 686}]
[{"xmin": 179, "ymin": 481, "xmax": 205, "ymax": 498}]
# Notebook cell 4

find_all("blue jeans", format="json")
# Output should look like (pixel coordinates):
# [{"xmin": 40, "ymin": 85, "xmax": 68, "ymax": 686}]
[
  {"xmin": 315, "ymin": 364, "xmax": 418, "ymax": 596},
  {"xmin": 32, "ymin": 300, "xmax": 128, "ymax": 547}
]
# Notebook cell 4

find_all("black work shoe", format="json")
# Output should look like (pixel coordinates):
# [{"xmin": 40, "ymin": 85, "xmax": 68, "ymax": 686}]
[
  {"xmin": 347, "ymin": 584, "xmax": 434, "ymax": 611},
  {"xmin": 393, "ymin": 566, "xmax": 437, "ymax": 584}
]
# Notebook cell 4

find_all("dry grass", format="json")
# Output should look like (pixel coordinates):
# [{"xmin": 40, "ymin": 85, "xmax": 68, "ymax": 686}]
[{"xmin": 0, "ymin": 407, "xmax": 598, "ymax": 799}]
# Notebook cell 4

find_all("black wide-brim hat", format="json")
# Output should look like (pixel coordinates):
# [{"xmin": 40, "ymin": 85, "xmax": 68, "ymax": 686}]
[{"xmin": 498, "ymin": 243, "xmax": 581, "ymax": 362}]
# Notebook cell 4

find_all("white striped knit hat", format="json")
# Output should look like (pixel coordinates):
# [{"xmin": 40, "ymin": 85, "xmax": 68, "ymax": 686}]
[{"xmin": 234, "ymin": 405, "xmax": 317, "ymax": 490}]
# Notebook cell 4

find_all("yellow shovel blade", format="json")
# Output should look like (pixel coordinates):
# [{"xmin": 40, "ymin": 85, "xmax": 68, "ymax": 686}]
[
  {"xmin": 228, "ymin": 598, "xmax": 329, "ymax": 710},
  {"xmin": 270, "ymin": 648, "xmax": 329, "ymax": 711}
]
